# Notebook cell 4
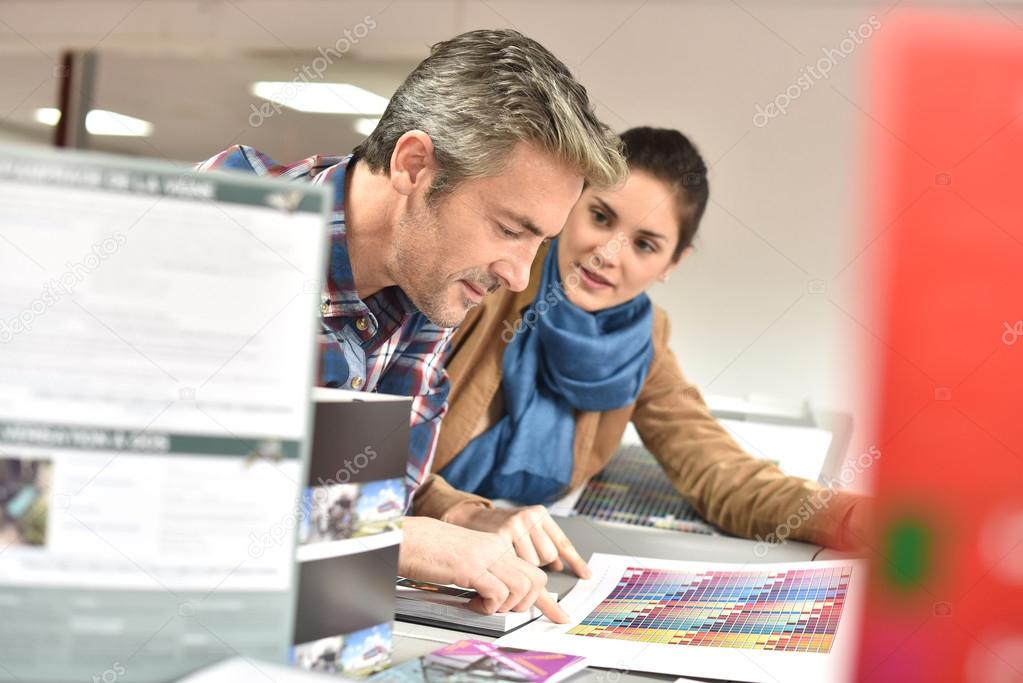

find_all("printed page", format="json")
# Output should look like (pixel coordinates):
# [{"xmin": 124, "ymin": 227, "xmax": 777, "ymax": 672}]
[{"xmin": 0, "ymin": 146, "xmax": 328, "ymax": 682}]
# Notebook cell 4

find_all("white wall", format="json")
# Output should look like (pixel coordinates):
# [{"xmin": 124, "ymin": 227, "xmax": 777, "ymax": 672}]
[{"xmin": 2, "ymin": 0, "xmax": 1020, "ymax": 471}]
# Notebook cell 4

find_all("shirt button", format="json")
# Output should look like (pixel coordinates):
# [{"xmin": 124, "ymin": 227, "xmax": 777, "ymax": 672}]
[
  {"xmin": 355, "ymin": 317, "xmax": 369, "ymax": 331},
  {"xmin": 351, "ymin": 376, "xmax": 364, "ymax": 389},
  {"xmin": 320, "ymin": 302, "xmax": 330, "ymax": 315}
]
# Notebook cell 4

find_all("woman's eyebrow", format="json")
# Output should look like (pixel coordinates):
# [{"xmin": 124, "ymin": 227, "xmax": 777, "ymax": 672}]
[
  {"xmin": 592, "ymin": 196, "xmax": 619, "ymax": 222},
  {"xmin": 635, "ymin": 228, "xmax": 669, "ymax": 242}
]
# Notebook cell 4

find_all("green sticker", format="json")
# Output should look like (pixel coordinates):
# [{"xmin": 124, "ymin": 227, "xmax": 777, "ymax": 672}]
[{"xmin": 883, "ymin": 517, "xmax": 933, "ymax": 590}]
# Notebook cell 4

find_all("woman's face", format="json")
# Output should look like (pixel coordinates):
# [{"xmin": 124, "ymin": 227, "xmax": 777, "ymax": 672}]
[{"xmin": 557, "ymin": 169, "xmax": 690, "ymax": 312}]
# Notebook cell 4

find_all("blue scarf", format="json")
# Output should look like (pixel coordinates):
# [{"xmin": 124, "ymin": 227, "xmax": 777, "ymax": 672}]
[{"xmin": 439, "ymin": 240, "xmax": 654, "ymax": 503}]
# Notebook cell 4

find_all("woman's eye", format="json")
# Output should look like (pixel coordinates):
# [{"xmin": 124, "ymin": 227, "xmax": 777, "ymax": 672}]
[
  {"xmin": 636, "ymin": 240, "xmax": 657, "ymax": 253},
  {"xmin": 590, "ymin": 208, "xmax": 609, "ymax": 225}
]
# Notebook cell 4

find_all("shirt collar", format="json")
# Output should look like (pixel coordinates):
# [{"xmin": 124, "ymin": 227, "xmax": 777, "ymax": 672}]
[{"xmin": 318, "ymin": 154, "xmax": 416, "ymax": 320}]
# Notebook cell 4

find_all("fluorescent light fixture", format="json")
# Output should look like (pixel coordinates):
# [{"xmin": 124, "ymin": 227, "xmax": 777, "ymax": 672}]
[
  {"xmin": 251, "ymin": 81, "xmax": 389, "ymax": 115},
  {"xmin": 33, "ymin": 107, "xmax": 154, "ymax": 137},
  {"xmin": 34, "ymin": 108, "xmax": 61, "ymax": 125},
  {"xmin": 354, "ymin": 117, "xmax": 380, "ymax": 137},
  {"xmin": 86, "ymin": 110, "xmax": 154, "ymax": 136}
]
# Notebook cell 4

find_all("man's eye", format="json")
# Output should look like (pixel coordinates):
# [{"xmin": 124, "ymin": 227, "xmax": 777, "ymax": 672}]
[{"xmin": 498, "ymin": 223, "xmax": 520, "ymax": 238}]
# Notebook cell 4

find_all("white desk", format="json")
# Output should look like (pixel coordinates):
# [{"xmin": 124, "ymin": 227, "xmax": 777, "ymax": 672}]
[{"xmin": 391, "ymin": 516, "xmax": 825, "ymax": 682}]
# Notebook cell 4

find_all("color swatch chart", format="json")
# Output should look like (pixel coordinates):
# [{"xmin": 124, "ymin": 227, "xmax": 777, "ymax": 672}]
[
  {"xmin": 572, "ymin": 445, "xmax": 719, "ymax": 535},
  {"xmin": 568, "ymin": 564, "xmax": 851, "ymax": 653}
]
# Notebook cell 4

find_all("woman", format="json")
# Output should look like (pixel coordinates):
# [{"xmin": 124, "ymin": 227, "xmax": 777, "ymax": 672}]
[{"xmin": 413, "ymin": 127, "xmax": 868, "ymax": 575}]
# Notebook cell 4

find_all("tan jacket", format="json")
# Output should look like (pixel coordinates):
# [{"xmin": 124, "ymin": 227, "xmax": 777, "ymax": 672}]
[{"xmin": 413, "ymin": 246, "xmax": 861, "ymax": 550}]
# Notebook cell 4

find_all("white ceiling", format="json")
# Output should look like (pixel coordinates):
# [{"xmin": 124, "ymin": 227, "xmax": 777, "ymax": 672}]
[
  {"xmin": 0, "ymin": 50, "xmax": 417, "ymax": 161},
  {"xmin": 2, "ymin": 0, "xmax": 1020, "ymax": 162}
]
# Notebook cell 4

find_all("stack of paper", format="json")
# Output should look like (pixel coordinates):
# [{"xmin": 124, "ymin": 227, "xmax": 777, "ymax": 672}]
[{"xmin": 395, "ymin": 578, "xmax": 555, "ymax": 637}]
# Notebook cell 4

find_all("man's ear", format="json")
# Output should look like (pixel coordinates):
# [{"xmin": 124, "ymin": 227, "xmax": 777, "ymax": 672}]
[{"xmin": 389, "ymin": 130, "xmax": 436, "ymax": 197}]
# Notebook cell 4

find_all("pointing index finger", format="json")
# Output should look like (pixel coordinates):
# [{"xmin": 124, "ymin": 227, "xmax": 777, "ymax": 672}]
[
  {"xmin": 545, "ymin": 518, "xmax": 592, "ymax": 579},
  {"xmin": 534, "ymin": 591, "xmax": 570, "ymax": 624}
]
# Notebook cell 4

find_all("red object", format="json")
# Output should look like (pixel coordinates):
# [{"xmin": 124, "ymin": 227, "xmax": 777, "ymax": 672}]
[{"xmin": 855, "ymin": 11, "xmax": 1023, "ymax": 683}]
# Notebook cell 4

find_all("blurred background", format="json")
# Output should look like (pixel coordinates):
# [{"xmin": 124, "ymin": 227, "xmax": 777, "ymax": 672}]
[{"xmin": 2, "ymin": 0, "xmax": 1021, "ymax": 492}]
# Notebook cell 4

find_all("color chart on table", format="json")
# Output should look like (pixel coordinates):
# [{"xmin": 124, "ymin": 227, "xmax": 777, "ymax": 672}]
[
  {"xmin": 569, "ymin": 445, "xmax": 719, "ymax": 535},
  {"xmin": 498, "ymin": 555, "xmax": 865, "ymax": 683},
  {"xmin": 568, "ymin": 564, "xmax": 850, "ymax": 653}
]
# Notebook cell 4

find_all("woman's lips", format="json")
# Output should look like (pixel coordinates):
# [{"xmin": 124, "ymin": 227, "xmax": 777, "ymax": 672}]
[{"xmin": 576, "ymin": 263, "xmax": 613, "ymax": 289}]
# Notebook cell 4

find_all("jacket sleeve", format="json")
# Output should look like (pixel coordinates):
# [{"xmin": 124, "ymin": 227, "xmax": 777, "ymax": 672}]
[
  {"xmin": 412, "ymin": 473, "xmax": 493, "ymax": 521},
  {"xmin": 631, "ymin": 313, "xmax": 863, "ymax": 550}
]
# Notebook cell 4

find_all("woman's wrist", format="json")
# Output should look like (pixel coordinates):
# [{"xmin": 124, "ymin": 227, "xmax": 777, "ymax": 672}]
[{"xmin": 441, "ymin": 500, "xmax": 491, "ymax": 526}]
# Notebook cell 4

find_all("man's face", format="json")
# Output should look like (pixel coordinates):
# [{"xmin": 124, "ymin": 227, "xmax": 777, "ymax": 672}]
[{"xmin": 388, "ymin": 142, "xmax": 584, "ymax": 328}]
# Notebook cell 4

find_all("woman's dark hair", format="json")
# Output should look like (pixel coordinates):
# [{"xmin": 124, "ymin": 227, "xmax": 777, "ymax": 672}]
[{"xmin": 619, "ymin": 127, "xmax": 709, "ymax": 260}]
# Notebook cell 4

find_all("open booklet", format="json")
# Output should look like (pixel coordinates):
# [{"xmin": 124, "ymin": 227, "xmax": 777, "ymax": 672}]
[{"xmin": 394, "ymin": 578, "xmax": 558, "ymax": 637}]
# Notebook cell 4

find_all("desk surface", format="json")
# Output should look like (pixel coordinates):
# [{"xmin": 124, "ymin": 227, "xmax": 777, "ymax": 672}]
[{"xmin": 391, "ymin": 515, "xmax": 825, "ymax": 682}]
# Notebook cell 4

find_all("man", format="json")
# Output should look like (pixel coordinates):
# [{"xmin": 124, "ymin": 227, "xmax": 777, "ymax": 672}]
[{"xmin": 199, "ymin": 29, "xmax": 626, "ymax": 620}]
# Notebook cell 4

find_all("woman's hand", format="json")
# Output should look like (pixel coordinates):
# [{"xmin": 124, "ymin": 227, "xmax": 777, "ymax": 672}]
[
  {"xmin": 398, "ymin": 516, "xmax": 569, "ymax": 622},
  {"xmin": 444, "ymin": 504, "xmax": 592, "ymax": 579}
]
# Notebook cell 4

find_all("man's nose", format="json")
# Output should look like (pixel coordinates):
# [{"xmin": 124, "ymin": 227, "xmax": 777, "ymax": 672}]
[{"xmin": 491, "ymin": 253, "xmax": 532, "ymax": 292}]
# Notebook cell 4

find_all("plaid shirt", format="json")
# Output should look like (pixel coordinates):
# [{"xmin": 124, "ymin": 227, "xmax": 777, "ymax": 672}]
[{"xmin": 197, "ymin": 145, "xmax": 454, "ymax": 500}]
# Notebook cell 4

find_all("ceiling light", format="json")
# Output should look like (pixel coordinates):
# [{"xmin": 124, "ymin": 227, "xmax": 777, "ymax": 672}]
[
  {"xmin": 34, "ymin": 108, "xmax": 61, "ymax": 125},
  {"xmin": 251, "ymin": 82, "xmax": 389, "ymax": 115},
  {"xmin": 33, "ymin": 107, "xmax": 154, "ymax": 137}
]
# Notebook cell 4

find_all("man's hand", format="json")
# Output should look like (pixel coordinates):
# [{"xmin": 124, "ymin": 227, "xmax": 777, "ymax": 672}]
[
  {"xmin": 399, "ymin": 516, "xmax": 569, "ymax": 623},
  {"xmin": 443, "ymin": 505, "xmax": 591, "ymax": 579}
]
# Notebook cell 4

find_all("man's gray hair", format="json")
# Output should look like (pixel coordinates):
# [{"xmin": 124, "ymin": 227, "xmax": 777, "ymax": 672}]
[{"xmin": 354, "ymin": 29, "xmax": 626, "ymax": 200}]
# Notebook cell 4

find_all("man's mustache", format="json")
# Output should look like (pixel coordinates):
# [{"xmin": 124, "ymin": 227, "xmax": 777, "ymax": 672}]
[{"xmin": 462, "ymin": 273, "xmax": 500, "ymax": 294}]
